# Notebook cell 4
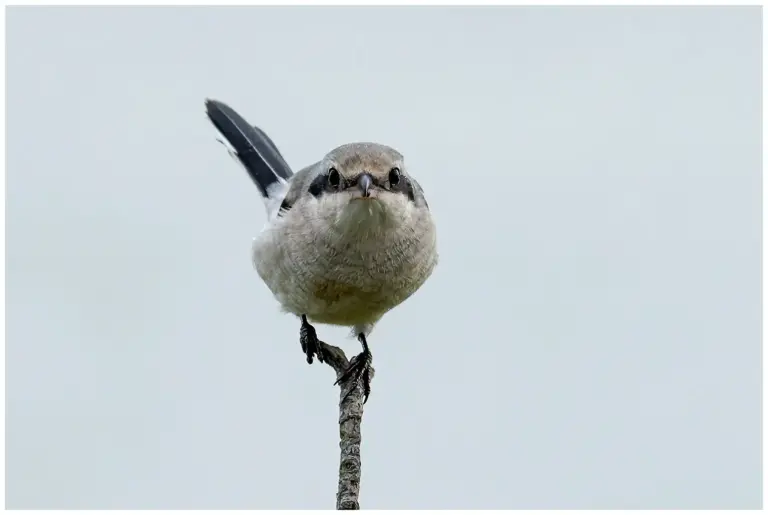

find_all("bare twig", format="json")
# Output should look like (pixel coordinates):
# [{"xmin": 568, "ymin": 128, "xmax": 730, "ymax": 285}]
[{"xmin": 316, "ymin": 340, "xmax": 374, "ymax": 510}]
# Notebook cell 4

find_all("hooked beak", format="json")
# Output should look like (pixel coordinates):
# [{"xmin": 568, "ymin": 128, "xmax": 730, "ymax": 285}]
[{"xmin": 358, "ymin": 173, "xmax": 373, "ymax": 198}]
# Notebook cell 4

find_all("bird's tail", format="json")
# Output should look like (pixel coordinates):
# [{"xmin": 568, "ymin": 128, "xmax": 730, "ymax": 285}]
[{"xmin": 205, "ymin": 99, "xmax": 294, "ymax": 198}]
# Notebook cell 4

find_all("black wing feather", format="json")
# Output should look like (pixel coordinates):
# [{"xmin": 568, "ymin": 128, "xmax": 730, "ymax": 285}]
[{"xmin": 205, "ymin": 98, "xmax": 293, "ymax": 197}]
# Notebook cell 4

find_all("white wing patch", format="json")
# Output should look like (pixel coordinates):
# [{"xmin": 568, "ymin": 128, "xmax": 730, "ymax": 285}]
[{"xmin": 265, "ymin": 180, "xmax": 290, "ymax": 220}]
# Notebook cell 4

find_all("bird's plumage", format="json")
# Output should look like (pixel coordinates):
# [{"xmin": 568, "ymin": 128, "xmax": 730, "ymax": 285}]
[
  {"xmin": 205, "ymin": 99, "xmax": 293, "ymax": 198},
  {"xmin": 206, "ymin": 98, "xmax": 438, "ymax": 338}
]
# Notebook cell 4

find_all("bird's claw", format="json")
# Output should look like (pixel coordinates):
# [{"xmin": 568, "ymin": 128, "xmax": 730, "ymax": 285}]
[
  {"xmin": 334, "ymin": 351, "xmax": 373, "ymax": 403},
  {"xmin": 300, "ymin": 315, "xmax": 324, "ymax": 364}
]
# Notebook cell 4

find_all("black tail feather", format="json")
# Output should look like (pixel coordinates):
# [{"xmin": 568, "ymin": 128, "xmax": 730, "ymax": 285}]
[{"xmin": 205, "ymin": 98, "xmax": 293, "ymax": 197}]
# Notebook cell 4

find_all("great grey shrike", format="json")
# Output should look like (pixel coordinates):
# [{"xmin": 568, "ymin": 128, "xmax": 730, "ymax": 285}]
[{"xmin": 205, "ymin": 99, "xmax": 438, "ymax": 402}]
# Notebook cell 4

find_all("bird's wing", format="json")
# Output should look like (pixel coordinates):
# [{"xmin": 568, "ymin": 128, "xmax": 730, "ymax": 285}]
[
  {"xmin": 408, "ymin": 176, "xmax": 430, "ymax": 209},
  {"xmin": 205, "ymin": 99, "xmax": 293, "ymax": 198},
  {"xmin": 267, "ymin": 162, "xmax": 320, "ymax": 220}
]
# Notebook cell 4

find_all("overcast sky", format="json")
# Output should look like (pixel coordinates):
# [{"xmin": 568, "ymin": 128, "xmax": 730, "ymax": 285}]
[{"xmin": 6, "ymin": 5, "xmax": 761, "ymax": 509}]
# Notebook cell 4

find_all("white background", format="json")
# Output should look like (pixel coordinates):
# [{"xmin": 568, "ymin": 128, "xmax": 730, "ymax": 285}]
[{"xmin": 5, "ymin": 5, "xmax": 761, "ymax": 509}]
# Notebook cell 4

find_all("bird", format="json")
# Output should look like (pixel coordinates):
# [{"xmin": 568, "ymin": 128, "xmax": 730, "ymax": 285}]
[{"xmin": 204, "ymin": 98, "xmax": 438, "ymax": 402}]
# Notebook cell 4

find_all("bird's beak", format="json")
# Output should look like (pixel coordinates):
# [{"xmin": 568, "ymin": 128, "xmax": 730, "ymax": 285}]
[{"xmin": 358, "ymin": 173, "xmax": 373, "ymax": 198}]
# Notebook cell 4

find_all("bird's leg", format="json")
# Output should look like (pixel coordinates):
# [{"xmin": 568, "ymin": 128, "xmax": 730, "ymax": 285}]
[
  {"xmin": 334, "ymin": 333, "xmax": 373, "ymax": 403},
  {"xmin": 299, "ymin": 315, "xmax": 324, "ymax": 364}
]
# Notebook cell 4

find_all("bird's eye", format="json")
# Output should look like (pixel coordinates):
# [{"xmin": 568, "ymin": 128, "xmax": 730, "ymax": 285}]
[
  {"xmin": 328, "ymin": 167, "xmax": 341, "ymax": 187},
  {"xmin": 389, "ymin": 167, "xmax": 401, "ymax": 186}
]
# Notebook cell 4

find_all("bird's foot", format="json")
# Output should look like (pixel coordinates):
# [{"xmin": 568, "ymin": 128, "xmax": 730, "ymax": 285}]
[
  {"xmin": 299, "ymin": 315, "xmax": 324, "ymax": 364},
  {"xmin": 334, "ymin": 344, "xmax": 373, "ymax": 403}
]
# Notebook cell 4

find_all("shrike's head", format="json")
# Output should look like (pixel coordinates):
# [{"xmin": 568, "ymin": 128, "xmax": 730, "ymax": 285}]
[
  {"xmin": 300, "ymin": 143, "xmax": 428, "ymax": 233},
  {"xmin": 309, "ymin": 143, "xmax": 424, "ymax": 211}
]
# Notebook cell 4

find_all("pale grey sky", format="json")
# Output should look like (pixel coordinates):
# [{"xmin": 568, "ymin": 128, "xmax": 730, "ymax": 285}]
[{"xmin": 6, "ymin": 5, "xmax": 761, "ymax": 510}]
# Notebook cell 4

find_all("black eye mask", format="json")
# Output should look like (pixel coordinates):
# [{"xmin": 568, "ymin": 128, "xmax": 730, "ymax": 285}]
[{"xmin": 308, "ymin": 170, "xmax": 415, "ymax": 202}]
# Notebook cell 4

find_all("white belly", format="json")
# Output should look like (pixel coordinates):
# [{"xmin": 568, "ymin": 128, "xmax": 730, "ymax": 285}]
[{"xmin": 252, "ymin": 199, "xmax": 437, "ymax": 332}]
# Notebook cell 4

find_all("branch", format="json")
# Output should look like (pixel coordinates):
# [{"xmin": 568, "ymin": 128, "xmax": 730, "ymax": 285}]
[{"xmin": 317, "ymin": 340, "xmax": 374, "ymax": 510}]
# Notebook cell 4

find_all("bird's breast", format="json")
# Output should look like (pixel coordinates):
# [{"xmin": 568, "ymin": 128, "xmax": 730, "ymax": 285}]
[{"xmin": 252, "ymin": 200, "xmax": 438, "ymax": 325}]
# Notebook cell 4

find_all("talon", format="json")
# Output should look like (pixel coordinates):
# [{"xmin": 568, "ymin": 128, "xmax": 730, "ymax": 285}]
[
  {"xmin": 334, "ymin": 333, "xmax": 373, "ymax": 403},
  {"xmin": 299, "ymin": 315, "xmax": 323, "ymax": 364},
  {"xmin": 362, "ymin": 366, "xmax": 371, "ymax": 403}
]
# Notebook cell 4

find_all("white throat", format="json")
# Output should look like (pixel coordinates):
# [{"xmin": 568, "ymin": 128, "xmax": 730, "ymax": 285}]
[{"xmin": 335, "ymin": 198, "xmax": 396, "ymax": 237}]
